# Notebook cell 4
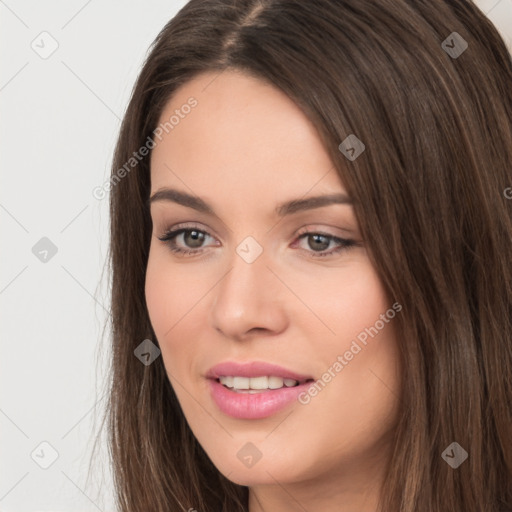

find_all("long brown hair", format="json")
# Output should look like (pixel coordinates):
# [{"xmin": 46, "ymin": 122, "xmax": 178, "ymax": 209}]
[{"xmin": 95, "ymin": 0, "xmax": 512, "ymax": 510}]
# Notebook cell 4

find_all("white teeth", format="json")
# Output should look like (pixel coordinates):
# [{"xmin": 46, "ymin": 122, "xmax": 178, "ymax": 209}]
[
  {"xmin": 233, "ymin": 376, "xmax": 250, "ymax": 389},
  {"xmin": 268, "ymin": 376, "xmax": 285, "ymax": 389},
  {"xmin": 248, "ymin": 376, "xmax": 269, "ymax": 389},
  {"xmin": 221, "ymin": 375, "xmax": 234, "ymax": 388},
  {"xmin": 219, "ymin": 375, "xmax": 300, "ymax": 390}
]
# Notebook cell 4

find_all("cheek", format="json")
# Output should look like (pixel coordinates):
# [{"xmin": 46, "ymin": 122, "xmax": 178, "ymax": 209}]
[
  {"xmin": 145, "ymin": 249, "xmax": 199, "ymax": 331},
  {"xmin": 144, "ymin": 249, "xmax": 209, "ymax": 377},
  {"xmin": 145, "ymin": 250, "xmax": 183, "ymax": 366},
  {"xmin": 331, "ymin": 264, "xmax": 400, "ymax": 394},
  {"xmin": 292, "ymin": 258, "xmax": 391, "ymax": 349},
  {"xmin": 297, "ymin": 260, "xmax": 401, "ymax": 420}
]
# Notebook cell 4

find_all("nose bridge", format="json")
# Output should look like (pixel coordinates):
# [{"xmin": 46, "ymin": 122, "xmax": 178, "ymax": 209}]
[
  {"xmin": 215, "ymin": 234, "xmax": 271, "ymax": 311},
  {"xmin": 209, "ymin": 234, "xmax": 287, "ymax": 337}
]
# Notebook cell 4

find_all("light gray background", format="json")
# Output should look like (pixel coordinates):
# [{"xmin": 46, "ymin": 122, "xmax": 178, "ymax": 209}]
[{"xmin": 1, "ymin": 1, "xmax": 511, "ymax": 511}]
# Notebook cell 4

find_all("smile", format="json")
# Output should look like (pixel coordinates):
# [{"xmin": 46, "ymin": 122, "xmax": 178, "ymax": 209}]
[{"xmin": 208, "ymin": 378, "xmax": 314, "ymax": 419}]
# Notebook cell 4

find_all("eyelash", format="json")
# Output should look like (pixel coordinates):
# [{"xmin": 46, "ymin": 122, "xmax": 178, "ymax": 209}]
[{"xmin": 157, "ymin": 224, "xmax": 358, "ymax": 259}]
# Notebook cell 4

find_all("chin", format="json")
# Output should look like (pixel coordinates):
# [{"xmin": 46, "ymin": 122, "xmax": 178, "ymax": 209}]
[{"xmin": 221, "ymin": 467, "xmax": 281, "ymax": 486}]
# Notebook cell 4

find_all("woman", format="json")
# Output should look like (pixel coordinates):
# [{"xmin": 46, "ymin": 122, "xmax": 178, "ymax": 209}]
[{"xmin": 102, "ymin": 0, "xmax": 512, "ymax": 510}]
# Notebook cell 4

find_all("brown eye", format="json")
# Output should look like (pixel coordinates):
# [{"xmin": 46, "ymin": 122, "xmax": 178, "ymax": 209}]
[
  {"xmin": 294, "ymin": 230, "xmax": 358, "ymax": 258},
  {"xmin": 305, "ymin": 233, "xmax": 331, "ymax": 251},
  {"xmin": 158, "ymin": 227, "xmax": 215, "ymax": 256},
  {"xmin": 181, "ymin": 229, "xmax": 206, "ymax": 248}
]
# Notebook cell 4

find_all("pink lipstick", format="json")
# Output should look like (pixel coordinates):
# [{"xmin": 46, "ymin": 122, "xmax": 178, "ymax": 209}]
[{"xmin": 206, "ymin": 361, "xmax": 314, "ymax": 419}]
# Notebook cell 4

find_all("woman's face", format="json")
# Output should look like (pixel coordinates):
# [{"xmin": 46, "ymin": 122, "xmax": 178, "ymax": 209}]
[{"xmin": 146, "ymin": 69, "xmax": 401, "ymax": 503}]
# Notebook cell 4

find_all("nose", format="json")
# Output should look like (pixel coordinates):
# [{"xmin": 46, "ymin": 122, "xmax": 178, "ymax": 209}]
[{"xmin": 209, "ymin": 243, "xmax": 289, "ymax": 341}]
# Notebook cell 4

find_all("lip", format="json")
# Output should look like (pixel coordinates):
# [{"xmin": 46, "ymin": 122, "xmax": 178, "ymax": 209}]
[
  {"xmin": 205, "ymin": 361, "xmax": 314, "ymax": 382},
  {"xmin": 205, "ymin": 361, "xmax": 314, "ymax": 419},
  {"xmin": 207, "ymin": 379, "xmax": 314, "ymax": 419}
]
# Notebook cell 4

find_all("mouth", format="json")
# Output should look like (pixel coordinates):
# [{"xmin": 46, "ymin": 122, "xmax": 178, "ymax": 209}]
[
  {"xmin": 205, "ymin": 361, "xmax": 315, "ymax": 418},
  {"xmin": 207, "ymin": 377, "xmax": 315, "ymax": 419},
  {"xmin": 213, "ymin": 375, "xmax": 314, "ymax": 393},
  {"xmin": 206, "ymin": 360, "xmax": 314, "ymax": 383}
]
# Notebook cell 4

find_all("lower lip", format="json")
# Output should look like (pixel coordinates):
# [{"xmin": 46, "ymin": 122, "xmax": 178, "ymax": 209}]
[{"xmin": 207, "ymin": 378, "xmax": 312, "ymax": 419}]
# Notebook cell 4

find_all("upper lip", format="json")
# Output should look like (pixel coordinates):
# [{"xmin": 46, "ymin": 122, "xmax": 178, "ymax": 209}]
[{"xmin": 206, "ymin": 361, "xmax": 314, "ymax": 382}]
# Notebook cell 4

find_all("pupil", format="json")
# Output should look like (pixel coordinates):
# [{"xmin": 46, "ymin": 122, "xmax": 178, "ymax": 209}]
[
  {"xmin": 310, "ymin": 234, "xmax": 328, "ymax": 251},
  {"xmin": 185, "ymin": 230, "xmax": 204, "ymax": 248}
]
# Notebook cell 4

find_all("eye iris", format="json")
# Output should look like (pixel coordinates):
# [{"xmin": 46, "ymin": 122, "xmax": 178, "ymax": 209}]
[
  {"xmin": 184, "ymin": 230, "xmax": 205, "ymax": 248},
  {"xmin": 308, "ymin": 234, "xmax": 329, "ymax": 251}
]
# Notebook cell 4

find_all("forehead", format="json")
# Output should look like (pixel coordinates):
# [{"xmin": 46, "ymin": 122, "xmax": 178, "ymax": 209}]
[{"xmin": 150, "ymin": 70, "xmax": 345, "ymax": 205}]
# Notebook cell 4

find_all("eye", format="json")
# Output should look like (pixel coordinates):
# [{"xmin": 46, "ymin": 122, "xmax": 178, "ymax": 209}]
[
  {"xmin": 157, "ymin": 224, "xmax": 359, "ymax": 258},
  {"xmin": 293, "ymin": 228, "xmax": 358, "ymax": 258},
  {"xmin": 157, "ymin": 224, "xmax": 217, "ymax": 256}
]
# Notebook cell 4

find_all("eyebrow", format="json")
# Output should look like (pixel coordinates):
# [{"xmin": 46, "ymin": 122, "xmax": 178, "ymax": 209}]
[{"xmin": 148, "ymin": 187, "xmax": 352, "ymax": 217}]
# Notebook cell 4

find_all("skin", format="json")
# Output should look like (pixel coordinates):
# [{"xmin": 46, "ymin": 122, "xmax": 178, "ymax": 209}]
[{"xmin": 145, "ymin": 69, "xmax": 402, "ymax": 512}]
